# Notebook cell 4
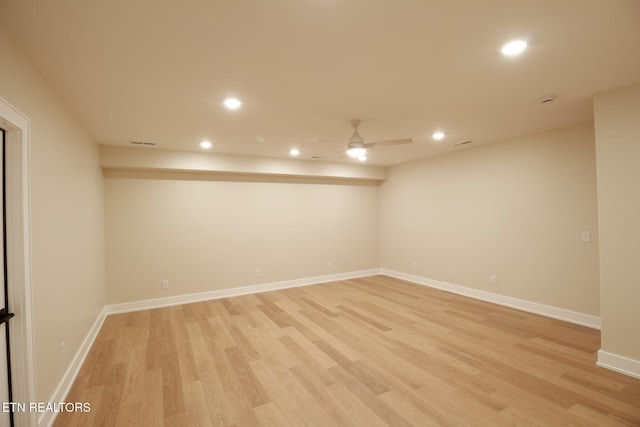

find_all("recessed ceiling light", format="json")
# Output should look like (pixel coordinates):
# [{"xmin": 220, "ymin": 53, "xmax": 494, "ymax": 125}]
[
  {"xmin": 289, "ymin": 148, "xmax": 300, "ymax": 156},
  {"xmin": 501, "ymin": 40, "xmax": 527, "ymax": 56},
  {"xmin": 432, "ymin": 132, "xmax": 445, "ymax": 141},
  {"xmin": 223, "ymin": 98, "xmax": 242, "ymax": 110},
  {"xmin": 200, "ymin": 140, "xmax": 212, "ymax": 149}
]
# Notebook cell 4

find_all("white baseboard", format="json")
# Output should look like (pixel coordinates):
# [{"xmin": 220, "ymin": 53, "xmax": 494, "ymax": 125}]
[
  {"xmin": 107, "ymin": 269, "xmax": 382, "ymax": 314},
  {"xmin": 39, "ymin": 307, "xmax": 108, "ymax": 427},
  {"xmin": 381, "ymin": 269, "xmax": 601, "ymax": 329},
  {"xmin": 597, "ymin": 350, "xmax": 640, "ymax": 379},
  {"xmin": 107, "ymin": 268, "xmax": 602, "ymax": 327}
]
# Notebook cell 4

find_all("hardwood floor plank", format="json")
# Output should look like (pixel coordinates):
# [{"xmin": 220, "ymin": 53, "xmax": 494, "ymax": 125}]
[
  {"xmin": 278, "ymin": 334, "xmax": 337, "ymax": 384},
  {"xmin": 224, "ymin": 346, "xmax": 271, "ymax": 407},
  {"xmin": 336, "ymin": 304, "xmax": 392, "ymax": 331},
  {"xmin": 182, "ymin": 380, "xmax": 214, "ymax": 427},
  {"xmin": 160, "ymin": 312, "xmax": 186, "ymax": 419},
  {"xmin": 325, "ymin": 381, "xmax": 389, "ymax": 427},
  {"xmin": 288, "ymin": 364, "xmax": 353, "ymax": 425},
  {"xmin": 253, "ymin": 401, "xmax": 296, "ymax": 427},
  {"xmin": 378, "ymin": 389, "xmax": 441, "ymax": 427},
  {"xmin": 250, "ymin": 358, "xmax": 335, "ymax": 426},
  {"xmin": 329, "ymin": 364, "xmax": 413, "ymax": 427},
  {"xmin": 141, "ymin": 368, "xmax": 164, "ymax": 427},
  {"xmin": 171, "ymin": 306, "xmax": 200, "ymax": 384},
  {"xmin": 206, "ymin": 340, "xmax": 259, "ymax": 426},
  {"xmin": 145, "ymin": 309, "xmax": 164, "ymax": 372},
  {"xmin": 224, "ymin": 320, "xmax": 261, "ymax": 361},
  {"xmin": 246, "ymin": 329, "xmax": 299, "ymax": 369},
  {"xmin": 297, "ymin": 295, "xmax": 340, "ymax": 318},
  {"xmin": 194, "ymin": 364, "xmax": 234, "ymax": 426},
  {"xmin": 92, "ymin": 362, "xmax": 126, "ymax": 426},
  {"xmin": 568, "ymin": 403, "xmax": 632, "ymax": 427},
  {"xmin": 114, "ymin": 401, "xmax": 143, "ymax": 426}
]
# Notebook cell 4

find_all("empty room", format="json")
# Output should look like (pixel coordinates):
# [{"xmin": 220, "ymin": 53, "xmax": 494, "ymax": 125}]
[{"xmin": 0, "ymin": 0, "xmax": 639, "ymax": 426}]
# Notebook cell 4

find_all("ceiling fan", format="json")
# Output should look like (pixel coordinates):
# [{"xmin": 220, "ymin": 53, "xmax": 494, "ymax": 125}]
[{"xmin": 314, "ymin": 119, "xmax": 413, "ymax": 158}]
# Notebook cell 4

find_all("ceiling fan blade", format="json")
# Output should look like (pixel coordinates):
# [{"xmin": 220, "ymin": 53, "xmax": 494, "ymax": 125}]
[
  {"xmin": 312, "ymin": 138, "xmax": 346, "ymax": 146},
  {"xmin": 364, "ymin": 138, "xmax": 413, "ymax": 148}
]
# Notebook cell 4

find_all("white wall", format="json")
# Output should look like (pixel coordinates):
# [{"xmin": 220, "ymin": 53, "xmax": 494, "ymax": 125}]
[
  {"xmin": 380, "ymin": 124, "xmax": 600, "ymax": 315},
  {"xmin": 105, "ymin": 169, "xmax": 380, "ymax": 304},
  {"xmin": 0, "ymin": 28, "xmax": 105, "ymax": 402},
  {"xmin": 594, "ymin": 82, "xmax": 640, "ymax": 363}
]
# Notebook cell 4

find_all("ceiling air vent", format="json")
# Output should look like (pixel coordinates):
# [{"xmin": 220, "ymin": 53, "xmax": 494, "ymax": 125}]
[
  {"xmin": 130, "ymin": 141, "xmax": 156, "ymax": 146},
  {"xmin": 453, "ymin": 140, "xmax": 472, "ymax": 147},
  {"xmin": 539, "ymin": 95, "xmax": 556, "ymax": 104}
]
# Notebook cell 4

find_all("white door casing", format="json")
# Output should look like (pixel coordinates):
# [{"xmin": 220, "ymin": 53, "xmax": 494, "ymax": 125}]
[
  {"xmin": 0, "ymin": 97, "xmax": 37, "ymax": 427},
  {"xmin": 1, "ymin": 127, "xmax": 13, "ymax": 426}
]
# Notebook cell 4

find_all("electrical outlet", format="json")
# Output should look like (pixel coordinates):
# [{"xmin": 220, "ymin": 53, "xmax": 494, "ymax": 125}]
[
  {"xmin": 327, "ymin": 261, "xmax": 332, "ymax": 268},
  {"xmin": 411, "ymin": 260, "xmax": 417, "ymax": 268},
  {"xmin": 449, "ymin": 267, "xmax": 455, "ymax": 277},
  {"xmin": 255, "ymin": 269, "xmax": 262, "ymax": 278},
  {"xmin": 59, "ymin": 341, "xmax": 65, "ymax": 359},
  {"xmin": 162, "ymin": 280, "xmax": 169, "ymax": 289},
  {"xmin": 581, "ymin": 231, "xmax": 591, "ymax": 243},
  {"xmin": 490, "ymin": 275, "xmax": 497, "ymax": 285}
]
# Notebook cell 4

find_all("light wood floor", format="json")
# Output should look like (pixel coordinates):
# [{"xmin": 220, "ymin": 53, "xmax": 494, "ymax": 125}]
[{"xmin": 54, "ymin": 276, "xmax": 640, "ymax": 426}]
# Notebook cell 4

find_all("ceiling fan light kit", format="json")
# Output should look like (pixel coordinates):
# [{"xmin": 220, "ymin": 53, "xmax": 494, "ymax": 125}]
[{"xmin": 347, "ymin": 143, "xmax": 367, "ymax": 158}]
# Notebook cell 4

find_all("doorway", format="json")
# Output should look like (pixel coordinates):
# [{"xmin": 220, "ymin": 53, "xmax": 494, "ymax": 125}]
[{"xmin": 0, "ymin": 98, "xmax": 36, "ymax": 426}]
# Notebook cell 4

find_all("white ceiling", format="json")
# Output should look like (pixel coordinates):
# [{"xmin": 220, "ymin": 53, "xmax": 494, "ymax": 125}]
[{"xmin": 1, "ymin": 0, "xmax": 639, "ymax": 166}]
